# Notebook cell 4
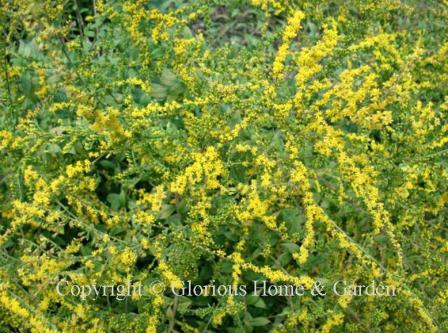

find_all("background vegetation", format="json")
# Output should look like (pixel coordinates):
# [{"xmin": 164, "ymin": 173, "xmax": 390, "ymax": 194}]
[{"xmin": 1, "ymin": 0, "xmax": 447, "ymax": 332}]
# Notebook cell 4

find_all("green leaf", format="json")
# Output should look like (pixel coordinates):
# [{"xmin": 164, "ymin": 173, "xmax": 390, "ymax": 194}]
[
  {"xmin": 99, "ymin": 160, "xmax": 116, "ymax": 170},
  {"xmin": 110, "ymin": 225, "xmax": 126, "ymax": 236},
  {"xmin": 81, "ymin": 245, "xmax": 92, "ymax": 256},
  {"xmin": 160, "ymin": 68, "xmax": 178, "ymax": 87},
  {"xmin": 246, "ymin": 294, "xmax": 267, "ymax": 309},
  {"xmin": 278, "ymin": 208, "xmax": 305, "ymax": 236},
  {"xmin": 254, "ymin": 298, "xmax": 267, "ymax": 309},
  {"xmin": 159, "ymin": 204, "xmax": 176, "ymax": 219},
  {"xmin": 246, "ymin": 317, "xmax": 270, "ymax": 327},
  {"xmin": 46, "ymin": 143, "xmax": 61, "ymax": 155},
  {"xmin": 278, "ymin": 252, "xmax": 292, "ymax": 267},
  {"xmin": 20, "ymin": 71, "xmax": 37, "ymax": 102},
  {"xmin": 282, "ymin": 242, "xmax": 300, "ymax": 254},
  {"xmin": 246, "ymin": 294, "xmax": 259, "ymax": 305},
  {"xmin": 150, "ymin": 83, "xmax": 167, "ymax": 100},
  {"xmin": 107, "ymin": 192, "xmax": 125, "ymax": 210}
]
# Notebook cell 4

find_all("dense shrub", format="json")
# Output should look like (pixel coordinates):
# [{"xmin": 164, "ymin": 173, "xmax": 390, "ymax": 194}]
[{"xmin": 0, "ymin": 0, "xmax": 447, "ymax": 332}]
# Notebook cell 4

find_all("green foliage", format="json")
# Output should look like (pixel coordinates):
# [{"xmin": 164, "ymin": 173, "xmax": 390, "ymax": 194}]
[{"xmin": 0, "ymin": 0, "xmax": 447, "ymax": 332}]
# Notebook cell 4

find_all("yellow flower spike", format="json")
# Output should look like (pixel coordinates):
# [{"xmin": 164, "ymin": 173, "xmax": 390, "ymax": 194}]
[{"xmin": 273, "ymin": 10, "xmax": 305, "ymax": 79}]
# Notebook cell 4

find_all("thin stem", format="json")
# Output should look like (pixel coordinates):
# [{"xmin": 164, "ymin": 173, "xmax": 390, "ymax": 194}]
[
  {"xmin": 73, "ymin": 0, "xmax": 85, "ymax": 37},
  {"xmin": 167, "ymin": 296, "xmax": 179, "ymax": 333}
]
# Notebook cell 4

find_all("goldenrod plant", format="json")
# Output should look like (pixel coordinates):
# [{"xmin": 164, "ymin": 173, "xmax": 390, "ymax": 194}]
[{"xmin": 0, "ymin": 0, "xmax": 447, "ymax": 332}]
